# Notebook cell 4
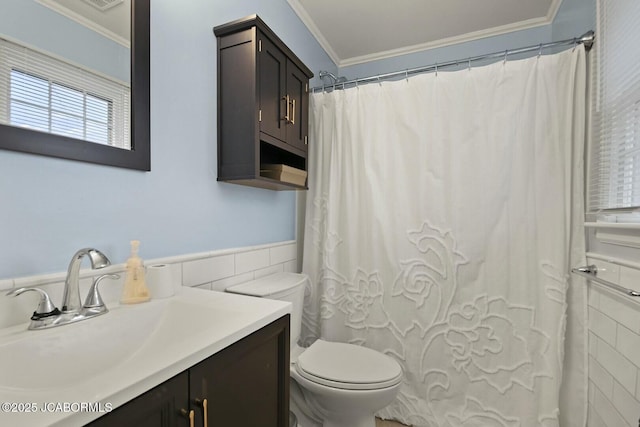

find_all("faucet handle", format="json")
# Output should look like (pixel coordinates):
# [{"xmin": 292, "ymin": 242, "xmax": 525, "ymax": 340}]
[
  {"xmin": 84, "ymin": 274, "xmax": 120, "ymax": 309},
  {"xmin": 6, "ymin": 288, "xmax": 60, "ymax": 320}
]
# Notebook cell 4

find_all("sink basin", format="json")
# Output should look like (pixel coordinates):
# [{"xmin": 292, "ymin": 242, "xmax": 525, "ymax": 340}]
[
  {"xmin": 0, "ymin": 302, "xmax": 158, "ymax": 391},
  {"xmin": 0, "ymin": 297, "xmax": 239, "ymax": 391},
  {"xmin": 0, "ymin": 287, "xmax": 290, "ymax": 427}
]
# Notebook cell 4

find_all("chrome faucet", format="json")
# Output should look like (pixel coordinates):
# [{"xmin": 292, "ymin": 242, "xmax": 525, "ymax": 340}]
[
  {"xmin": 61, "ymin": 248, "xmax": 110, "ymax": 312},
  {"xmin": 7, "ymin": 248, "xmax": 118, "ymax": 330}
]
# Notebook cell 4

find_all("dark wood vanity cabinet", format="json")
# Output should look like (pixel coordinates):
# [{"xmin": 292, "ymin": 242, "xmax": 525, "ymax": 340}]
[
  {"xmin": 214, "ymin": 15, "xmax": 313, "ymax": 190},
  {"xmin": 88, "ymin": 315, "xmax": 290, "ymax": 427}
]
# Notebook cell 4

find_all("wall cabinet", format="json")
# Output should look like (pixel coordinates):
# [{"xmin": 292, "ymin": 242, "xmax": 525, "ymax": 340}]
[
  {"xmin": 214, "ymin": 15, "xmax": 313, "ymax": 190},
  {"xmin": 88, "ymin": 315, "xmax": 290, "ymax": 427}
]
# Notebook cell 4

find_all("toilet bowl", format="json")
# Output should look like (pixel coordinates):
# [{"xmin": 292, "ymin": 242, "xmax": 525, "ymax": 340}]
[{"xmin": 226, "ymin": 273, "xmax": 402, "ymax": 427}]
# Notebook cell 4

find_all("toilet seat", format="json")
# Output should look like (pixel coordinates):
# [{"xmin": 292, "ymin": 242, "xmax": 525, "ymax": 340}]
[{"xmin": 294, "ymin": 340, "xmax": 402, "ymax": 391}]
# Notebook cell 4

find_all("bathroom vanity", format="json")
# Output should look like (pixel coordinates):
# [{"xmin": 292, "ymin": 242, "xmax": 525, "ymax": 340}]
[
  {"xmin": 88, "ymin": 315, "xmax": 289, "ymax": 427},
  {"xmin": 0, "ymin": 288, "xmax": 291, "ymax": 427}
]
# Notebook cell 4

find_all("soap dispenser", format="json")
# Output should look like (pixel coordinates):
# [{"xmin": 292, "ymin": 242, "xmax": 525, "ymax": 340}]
[{"xmin": 120, "ymin": 240, "xmax": 151, "ymax": 304}]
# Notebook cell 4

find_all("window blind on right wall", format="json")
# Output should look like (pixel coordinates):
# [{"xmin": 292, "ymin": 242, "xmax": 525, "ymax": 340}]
[{"xmin": 588, "ymin": 0, "xmax": 640, "ymax": 211}]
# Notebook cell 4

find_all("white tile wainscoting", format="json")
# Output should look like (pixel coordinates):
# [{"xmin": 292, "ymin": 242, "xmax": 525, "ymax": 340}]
[
  {"xmin": 586, "ymin": 254, "xmax": 640, "ymax": 427},
  {"xmin": 0, "ymin": 241, "xmax": 298, "ymax": 329},
  {"xmin": 4, "ymin": 243, "xmax": 639, "ymax": 426}
]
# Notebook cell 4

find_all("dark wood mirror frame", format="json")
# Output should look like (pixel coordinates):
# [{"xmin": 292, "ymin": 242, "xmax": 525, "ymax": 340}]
[{"xmin": 0, "ymin": 0, "xmax": 150, "ymax": 171}]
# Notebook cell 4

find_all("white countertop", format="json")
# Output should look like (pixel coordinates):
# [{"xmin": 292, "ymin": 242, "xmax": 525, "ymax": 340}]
[{"xmin": 0, "ymin": 287, "xmax": 291, "ymax": 426}]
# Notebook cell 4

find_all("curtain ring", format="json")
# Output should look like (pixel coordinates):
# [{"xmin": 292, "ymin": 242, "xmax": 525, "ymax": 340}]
[
  {"xmin": 468, "ymin": 58, "xmax": 471, "ymax": 71},
  {"xmin": 405, "ymin": 69, "xmax": 409, "ymax": 83},
  {"xmin": 378, "ymin": 76, "xmax": 381, "ymax": 86},
  {"xmin": 503, "ymin": 50, "xmax": 508, "ymax": 65},
  {"xmin": 572, "ymin": 38, "xmax": 578, "ymax": 51},
  {"xmin": 341, "ymin": 82, "xmax": 345, "ymax": 91},
  {"xmin": 435, "ymin": 62, "xmax": 438, "ymax": 76},
  {"xmin": 322, "ymin": 84, "xmax": 326, "ymax": 93},
  {"xmin": 538, "ymin": 43, "xmax": 543, "ymax": 58},
  {"xmin": 356, "ymin": 80, "xmax": 359, "ymax": 90}
]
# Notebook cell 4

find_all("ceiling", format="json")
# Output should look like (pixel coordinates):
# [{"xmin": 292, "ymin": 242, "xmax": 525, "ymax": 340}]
[
  {"xmin": 287, "ymin": 0, "xmax": 562, "ymax": 67},
  {"xmin": 35, "ymin": 0, "xmax": 130, "ymax": 47}
]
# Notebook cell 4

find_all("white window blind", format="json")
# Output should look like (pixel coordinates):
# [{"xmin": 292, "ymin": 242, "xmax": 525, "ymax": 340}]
[
  {"xmin": 588, "ymin": 0, "xmax": 640, "ymax": 210},
  {"xmin": 0, "ymin": 37, "xmax": 130, "ymax": 149}
]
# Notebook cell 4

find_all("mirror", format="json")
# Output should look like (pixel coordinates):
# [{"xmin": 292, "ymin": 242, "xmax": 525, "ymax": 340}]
[{"xmin": 0, "ymin": 0, "xmax": 151, "ymax": 171}]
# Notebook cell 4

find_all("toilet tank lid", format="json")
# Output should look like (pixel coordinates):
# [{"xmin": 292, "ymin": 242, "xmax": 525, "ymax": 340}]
[{"xmin": 226, "ymin": 272, "xmax": 308, "ymax": 297}]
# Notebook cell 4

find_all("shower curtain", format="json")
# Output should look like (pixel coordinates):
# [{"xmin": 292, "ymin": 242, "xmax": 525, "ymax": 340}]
[{"xmin": 302, "ymin": 46, "xmax": 587, "ymax": 427}]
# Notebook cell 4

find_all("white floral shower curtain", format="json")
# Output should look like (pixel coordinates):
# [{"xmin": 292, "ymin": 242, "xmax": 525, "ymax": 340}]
[{"xmin": 302, "ymin": 46, "xmax": 587, "ymax": 427}]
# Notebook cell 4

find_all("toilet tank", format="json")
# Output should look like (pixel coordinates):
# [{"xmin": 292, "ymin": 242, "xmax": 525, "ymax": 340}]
[{"xmin": 225, "ymin": 273, "xmax": 308, "ymax": 348}]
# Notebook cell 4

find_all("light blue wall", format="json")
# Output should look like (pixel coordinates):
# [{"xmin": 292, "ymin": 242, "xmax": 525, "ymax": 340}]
[
  {"xmin": 337, "ymin": 0, "xmax": 595, "ymax": 83},
  {"xmin": 338, "ymin": 26, "xmax": 552, "ymax": 82},
  {"xmin": 0, "ymin": 0, "xmax": 593, "ymax": 279},
  {"xmin": 552, "ymin": 0, "xmax": 596, "ymax": 41},
  {"xmin": 0, "ymin": 0, "xmax": 336, "ymax": 279},
  {"xmin": 0, "ymin": 0, "xmax": 129, "ymax": 83}
]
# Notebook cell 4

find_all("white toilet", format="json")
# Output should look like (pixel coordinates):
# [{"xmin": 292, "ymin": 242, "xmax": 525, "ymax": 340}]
[{"xmin": 226, "ymin": 272, "xmax": 402, "ymax": 427}]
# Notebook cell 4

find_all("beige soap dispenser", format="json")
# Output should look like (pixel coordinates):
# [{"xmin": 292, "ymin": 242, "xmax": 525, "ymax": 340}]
[{"xmin": 120, "ymin": 240, "xmax": 151, "ymax": 304}]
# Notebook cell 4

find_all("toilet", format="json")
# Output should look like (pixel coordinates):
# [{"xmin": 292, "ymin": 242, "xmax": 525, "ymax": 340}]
[{"xmin": 226, "ymin": 272, "xmax": 402, "ymax": 427}]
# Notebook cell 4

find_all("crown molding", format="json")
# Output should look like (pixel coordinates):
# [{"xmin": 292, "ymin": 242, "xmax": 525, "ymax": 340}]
[
  {"xmin": 287, "ymin": 0, "xmax": 562, "ymax": 69},
  {"xmin": 286, "ymin": 0, "xmax": 341, "ymax": 66},
  {"xmin": 35, "ymin": 0, "xmax": 130, "ymax": 48},
  {"xmin": 338, "ymin": 16, "xmax": 551, "ymax": 68}
]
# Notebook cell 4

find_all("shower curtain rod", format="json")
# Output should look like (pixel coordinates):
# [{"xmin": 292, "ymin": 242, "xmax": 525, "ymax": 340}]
[{"xmin": 312, "ymin": 30, "xmax": 595, "ymax": 92}]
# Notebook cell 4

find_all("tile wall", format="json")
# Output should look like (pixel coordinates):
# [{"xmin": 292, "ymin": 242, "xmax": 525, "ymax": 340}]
[
  {"xmin": 5, "ymin": 240, "xmax": 637, "ymax": 426},
  {"xmin": 586, "ymin": 254, "xmax": 640, "ymax": 427},
  {"xmin": 0, "ymin": 241, "xmax": 298, "ymax": 329}
]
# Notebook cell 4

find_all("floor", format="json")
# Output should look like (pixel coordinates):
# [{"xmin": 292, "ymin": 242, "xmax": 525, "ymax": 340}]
[{"xmin": 376, "ymin": 418, "xmax": 411, "ymax": 427}]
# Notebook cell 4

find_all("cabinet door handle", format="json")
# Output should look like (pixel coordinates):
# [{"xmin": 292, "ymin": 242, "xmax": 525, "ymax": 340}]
[
  {"xmin": 291, "ymin": 98, "xmax": 295, "ymax": 125},
  {"xmin": 282, "ymin": 95, "xmax": 290, "ymax": 123},
  {"xmin": 180, "ymin": 409, "xmax": 195, "ymax": 427},
  {"xmin": 195, "ymin": 398, "xmax": 208, "ymax": 427}
]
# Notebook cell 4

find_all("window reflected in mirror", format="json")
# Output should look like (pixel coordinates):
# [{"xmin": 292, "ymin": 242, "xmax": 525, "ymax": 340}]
[
  {"xmin": 1, "ymin": 38, "xmax": 131, "ymax": 149},
  {"xmin": 0, "ymin": 0, "xmax": 131, "ymax": 149},
  {"xmin": 0, "ymin": 0, "xmax": 149, "ymax": 171}
]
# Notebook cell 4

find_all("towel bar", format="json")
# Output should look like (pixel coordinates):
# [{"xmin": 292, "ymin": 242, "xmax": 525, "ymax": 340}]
[{"xmin": 571, "ymin": 265, "xmax": 640, "ymax": 297}]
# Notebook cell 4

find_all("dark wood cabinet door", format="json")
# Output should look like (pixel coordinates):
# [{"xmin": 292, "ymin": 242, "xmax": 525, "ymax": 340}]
[
  {"xmin": 190, "ymin": 316, "xmax": 290, "ymax": 427},
  {"xmin": 259, "ymin": 32, "xmax": 287, "ymax": 142},
  {"xmin": 286, "ymin": 60, "xmax": 309, "ymax": 152},
  {"xmin": 87, "ymin": 372, "xmax": 190, "ymax": 427}
]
